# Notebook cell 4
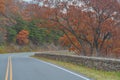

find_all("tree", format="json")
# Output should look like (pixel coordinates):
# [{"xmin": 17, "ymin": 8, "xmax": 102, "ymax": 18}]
[
  {"xmin": 0, "ymin": 0, "xmax": 24, "ymax": 45},
  {"xmin": 33, "ymin": 0, "xmax": 120, "ymax": 57},
  {"xmin": 6, "ymin": 27, "xmax": 17, "ymax": 43},
  {"xmin": 16, "ymin": 30, "xmax": 29, "ymax": 45},
  {"xmin": 28, "ymin": 21, "xmax": 63, "ymax": 45},
  {"xmin": 0, "ymin": 0, "xmax": 5, "ymax": 15}
]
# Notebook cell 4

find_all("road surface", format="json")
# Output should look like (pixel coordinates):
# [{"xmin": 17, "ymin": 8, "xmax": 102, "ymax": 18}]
[{"xmin": 0, "ymin": 52, "xmax": 90, "ymax": 80}]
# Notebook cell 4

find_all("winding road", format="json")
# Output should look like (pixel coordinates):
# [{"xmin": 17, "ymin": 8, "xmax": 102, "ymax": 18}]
[{"xmin": 0, "ymin": 52, "xmax": 90, "ymax": 80}]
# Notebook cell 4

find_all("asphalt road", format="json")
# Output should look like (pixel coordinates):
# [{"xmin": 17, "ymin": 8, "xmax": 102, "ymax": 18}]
[{"xmin": 0, "ymin": 52, "xmax": 90, "ymax": 80}]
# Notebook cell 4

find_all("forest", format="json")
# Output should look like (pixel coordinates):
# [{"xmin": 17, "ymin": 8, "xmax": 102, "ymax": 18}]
[{"xmin": 0, "ymin": 0, "xmax": 120, "ymax": 58}]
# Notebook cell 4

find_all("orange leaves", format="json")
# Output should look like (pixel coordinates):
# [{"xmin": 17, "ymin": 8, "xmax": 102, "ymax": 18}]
[
  {"xmin": 16, "ymin": 30, "xmax": 29, "ymax": 45},
  {"xmin": 0, "ymin": 0, "xmax": 21, "ymax": 26},
  {"xmin": 21, "ymin": 9, "xmax": 32, "ymax": 21},
  {"xmin": 0, "ymin": 0, "xmax": 5, "ymax": 14},
  {"xmin": 24, "ymin": 0, "xmax": 120, "ymax": 57},
  {"xmin": 86, "ymin": 35, "xmax": 93, "ymax": 43},
  {"xmin": 112, "ymin": 48, "xmax": 120, "ymax": 57},
  {"xmin": 69, "ymin": 46, "xmax": 75, "ymax": 51},
  {"xmin": 113, "ymin": 48, "xmax": 120, "ymax": 54},
  {"xmin": 59, "ymin": 34, "xmax": 70, "ymax": 46},
  {"xmin": 5, "ymin": 0, "xmax": 19, "ymax": 14},
  {"xmin": 59, "ymin": 33, "xmax": 81, "ymax": 54},
  {"xmin": 10, "ymin": 5, "xmax": 19, "ymax": 14}
]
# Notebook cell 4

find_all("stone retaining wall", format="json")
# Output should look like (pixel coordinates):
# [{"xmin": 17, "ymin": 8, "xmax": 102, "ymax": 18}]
[{"xmin": 34, "ymin": 53, "xmax": 120, "ymax": 71}]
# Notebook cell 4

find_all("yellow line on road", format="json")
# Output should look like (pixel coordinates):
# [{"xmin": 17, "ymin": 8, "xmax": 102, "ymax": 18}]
[
  {"xmin": 10, "ymin": 56, "xmax": 13, "ymax": 80},
  {"xmin": 5, "ymin": 56, "xmax": 13, "ymax": 80},
  {"xmin": 5, "ymin": 57, "xmax": 10, "ymax": 80}
]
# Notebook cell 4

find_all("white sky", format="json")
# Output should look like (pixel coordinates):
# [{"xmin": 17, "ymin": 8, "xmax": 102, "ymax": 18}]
[{"xmin": 23, "ymin": 0, "xmax": 32, "ymax": 2}]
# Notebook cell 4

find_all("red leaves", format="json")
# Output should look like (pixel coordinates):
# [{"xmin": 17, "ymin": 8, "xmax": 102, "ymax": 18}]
[{"xmin": 16, "ymin": 30, "xmax": 29, "ymax": 45}]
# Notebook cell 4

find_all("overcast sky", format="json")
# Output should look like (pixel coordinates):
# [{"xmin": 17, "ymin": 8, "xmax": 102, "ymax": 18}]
[{"xmin": 23, "ymin": 0, "xmax": 32, "ymax": 2}]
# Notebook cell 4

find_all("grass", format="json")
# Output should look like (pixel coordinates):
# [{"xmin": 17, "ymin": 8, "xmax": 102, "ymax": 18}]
[
  {"xmin": 0, "ymin": 45, "xmax": 52, "ymax": 54},
  {"xmin": 33, "ymin": 56, "xmax": 120, "ymax": 80},
  {"xmin": 0, "ymin": 45, "xmax": 32, "ymax": 54},
  {"xmin": 0, "ymin": 45, "xmax": 66, "ymax": 54}
]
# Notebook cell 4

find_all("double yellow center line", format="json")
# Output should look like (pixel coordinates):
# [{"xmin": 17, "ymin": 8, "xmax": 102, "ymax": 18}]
[{"xmin": 5, "ymin": 56, "xmax": 13, "ymax": 80}]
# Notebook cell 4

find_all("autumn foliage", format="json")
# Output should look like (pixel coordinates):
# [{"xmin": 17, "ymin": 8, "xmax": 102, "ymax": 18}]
[
  {"xmin": 16, "ymin": 30, "xmax": 29, "ymax": 45},
  {"xmin": 29, "ymin": 0, "xmax": 120, "ymax": 57},
  {"xmin": 0, "ymin": 0, "xmax": 119, "ymax": 57},
  {"xmin": 0, "ymin": 0, "xmax": 5, "ymax": 15}
]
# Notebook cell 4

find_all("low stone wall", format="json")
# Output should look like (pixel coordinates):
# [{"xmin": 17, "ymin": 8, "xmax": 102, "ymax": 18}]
[{"xmin": 34, "ymin": 53, "xmax": 120, "ymax": 71}]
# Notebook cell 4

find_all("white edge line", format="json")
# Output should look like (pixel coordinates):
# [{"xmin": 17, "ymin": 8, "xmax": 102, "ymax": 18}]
[{"xmin": 30, "ymin": 57, "xmax": 90, "ymax": 80}]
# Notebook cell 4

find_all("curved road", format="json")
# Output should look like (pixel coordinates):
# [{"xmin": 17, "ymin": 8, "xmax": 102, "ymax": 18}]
[{"xmin": 0, "ymin": 52, "xmax": 90, "ymax": 80}]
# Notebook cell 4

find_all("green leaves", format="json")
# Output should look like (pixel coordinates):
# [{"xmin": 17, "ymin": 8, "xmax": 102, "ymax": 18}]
[
  {"xmin": 7, "ymin": 27, "xmax": 17, "ymax": 43},
  {"xmin": 6, "ymin": 18, "xmax": 62, "ymax": 45},
  {"xmin": 28, "ymin": 22, "xmax": 62, "ymax": 45}
]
